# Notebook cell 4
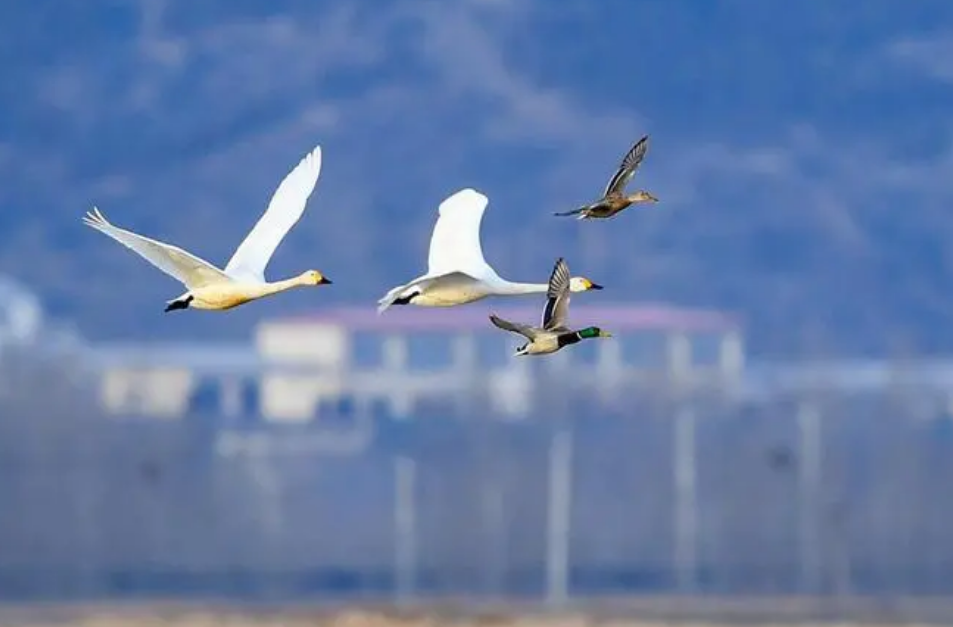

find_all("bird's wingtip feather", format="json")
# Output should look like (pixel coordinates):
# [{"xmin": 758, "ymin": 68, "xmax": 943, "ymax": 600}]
[
  {"xmin": 451, "ymin": 187, "xmax": 485, "ymax": 200},
  {"xmin": 307, "ymin": 145, "xmax": 322, "ymax": 168},
  {"xmin": 83, "ymin": 206, "xmax": 106, "ymax": 226},
  {"xmin": 439, "ymin": 188, "xmax": 488, "ymax": 215}
]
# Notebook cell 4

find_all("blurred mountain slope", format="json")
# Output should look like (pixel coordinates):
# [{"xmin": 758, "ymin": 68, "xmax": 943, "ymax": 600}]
[{"xmin": 2, "ymin": 0, "xmax": 953, "ymax": 356}]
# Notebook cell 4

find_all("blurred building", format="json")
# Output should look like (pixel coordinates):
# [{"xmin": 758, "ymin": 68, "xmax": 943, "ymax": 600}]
[
  {"xmin": 91, "ymin": 303, "xmax": 744, "ymax": 420},
  {"xmin": 5, "ymin": 276, "xmax": 953, "ymax": 603}
]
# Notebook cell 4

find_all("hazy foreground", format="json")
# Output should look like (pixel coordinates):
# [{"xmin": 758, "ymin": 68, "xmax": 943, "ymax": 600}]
[{"xmin": 4, "ymin": 599, "xmax": 953, "ymax": 627}]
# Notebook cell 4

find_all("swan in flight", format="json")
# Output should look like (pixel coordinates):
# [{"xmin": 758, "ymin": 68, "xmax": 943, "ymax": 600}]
[
  {"xmin": 377, "ymin": 188, "xmax": 603, "ymax": 313},
  {"xmin": 83, "ymin": 144, "xmax": 331, "ymax": 312},
  {"xmin": 489, "ymin": 257, "xmax": 612, "ymax": 356}
]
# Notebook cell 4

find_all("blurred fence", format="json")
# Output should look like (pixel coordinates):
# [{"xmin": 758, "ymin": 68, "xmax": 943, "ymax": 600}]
[{"xmin": 1, "ymin": 352, "xmax": 953, "ymax": 604}]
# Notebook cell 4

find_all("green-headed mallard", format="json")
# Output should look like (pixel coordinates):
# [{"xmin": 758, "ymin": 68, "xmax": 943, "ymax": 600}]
[
  {"xmin": 489, "ymin": 257, "xmax": 612, "ymax": 356},
  {"xmin": 554, "ymin": 135, "xmax": 658, "ymax": 219}
]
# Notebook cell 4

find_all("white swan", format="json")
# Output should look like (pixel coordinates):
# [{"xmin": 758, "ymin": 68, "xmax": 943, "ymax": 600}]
[
  {"xmin": 83, "ymin": 144, "xmax": 331, "ymax": 312},
  {"xmin": 377, "ymin": 188, "xmax": 603, "ymax": 313}
]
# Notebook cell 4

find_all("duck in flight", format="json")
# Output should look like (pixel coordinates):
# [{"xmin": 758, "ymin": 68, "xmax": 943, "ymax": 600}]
[
  {"xmin": 377, "ymin": 188, "xmax": 603, "ymax": 313},
  {"xmin": 489, "ymin": 256, "xmax": 612, "ymax": 356},
  {"xmin": 83, "ymin": 144, "xmax": 331, "ymax": 312},
  {"xmin": 554, "ymin": 135, "xmax": 658, "ymax": 220}
]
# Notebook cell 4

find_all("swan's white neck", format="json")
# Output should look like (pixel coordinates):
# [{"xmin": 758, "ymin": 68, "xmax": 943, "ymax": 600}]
[
  {"xmin": 252, "ymin": 276, "xmax": 308, "ymax": 298},
  {"xmin": 492, "ymin": 281, "xmax": 547, "ymax": 295}
]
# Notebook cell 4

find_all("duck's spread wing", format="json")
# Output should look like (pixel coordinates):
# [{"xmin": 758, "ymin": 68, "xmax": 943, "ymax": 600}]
[
  {"xmin": 603, "ymin": 135, "xmax": 649, "ymax": 198},
  {"xmin": 542, "ymin": 257, "xmax": 571, "ymax": 331},
  {"xmin": 489, "ymin": 314, "xmax": 537, "ymax": 340},
  {"xmin": 427, "ymin": 188, "xmax": 495, "ymax": 278},
  {"xmin": 224, "ymin": 144, "xmax": 322, "ymax": 282}
]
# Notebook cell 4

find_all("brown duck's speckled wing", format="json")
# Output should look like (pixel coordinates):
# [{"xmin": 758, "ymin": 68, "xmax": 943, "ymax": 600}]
[{"xmin": 603, "ymin": 135, "xmax": 649, "ymax": 198}]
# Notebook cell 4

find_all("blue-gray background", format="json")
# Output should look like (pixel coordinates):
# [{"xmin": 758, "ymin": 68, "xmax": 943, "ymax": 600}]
[
  {"xmin": 4, "ymin": 0, "xmax": 953, "ymax": 356},
  {"xmin": 6, "ymin": 1, "xmax": 953, "ymax": 611}
]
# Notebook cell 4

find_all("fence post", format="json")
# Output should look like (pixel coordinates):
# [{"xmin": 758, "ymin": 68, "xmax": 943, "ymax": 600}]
[
  {"xmin": 797, "ymin": 400, "xmax": 822, "ymax": 593},
  {"xmin": 394, "ymin": 455, "xmax": 417, "ymax": 604},
  {"xmin": 393, "ymin": 397, "xmax": 417, "ymax": 605},
  {"xmin": 480, "ymin": 415, "xmax": 507, "ymax": 596},
  {"xmin": 673, "ymin": 405, "xmax": 697, "ymax": 591},
  {"xmin": 546, "ymin": 419, "xmax": 573, "ymax": 606}
]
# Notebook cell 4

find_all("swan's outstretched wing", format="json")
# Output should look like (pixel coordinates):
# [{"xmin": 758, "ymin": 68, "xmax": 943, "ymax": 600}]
[
  {"xmin": 224, "ymin": 145, "xmax": 322, "ymax": 282},
  {"xmin": 489, "ymin": 314, "xmax": 538, "ymax": 340},
  {"xmin": 541, "ymin": 257, "xmax": 572, "ymax": 332},
  {"xmin": 604, "ymin": 135, "xmax": 649, "ymax": 198},
  {"xmin": 83, "ymin": 207, "xmax": 230, "ymax": 290},
  {"xmin": 426, "ymin": 188, "xmax": 495, "ymax": 278}
]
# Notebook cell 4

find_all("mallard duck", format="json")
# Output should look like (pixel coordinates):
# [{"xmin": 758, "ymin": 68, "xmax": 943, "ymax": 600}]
[
  {"xmin": 489, "ymin": 256, "xmax": 612, "ymax": 356},
  {"xmin": 377, "ymin": 188, "xmax": 603, "ymax": 312},
  {"xmin": 83, "ymin": 145, "xmax": 332, "ymax": 312},
  {"xmin": 554, "ymin": 135, "xmax": 658, "ymax": 219}
]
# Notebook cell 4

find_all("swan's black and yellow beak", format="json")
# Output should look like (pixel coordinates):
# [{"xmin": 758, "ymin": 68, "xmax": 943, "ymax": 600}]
[
  {"xmin": 319, "ymin": 276, "xmax": 333, "ymax": 285},
  {"xmin": 589, "ymin": 282, "xmax": 604, "ymax": 290}
]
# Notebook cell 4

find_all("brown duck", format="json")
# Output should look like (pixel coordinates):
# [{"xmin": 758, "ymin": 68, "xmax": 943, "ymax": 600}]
[{"xmin": 554, "ymin": 135, "xmax": 658, "ymax": 219}]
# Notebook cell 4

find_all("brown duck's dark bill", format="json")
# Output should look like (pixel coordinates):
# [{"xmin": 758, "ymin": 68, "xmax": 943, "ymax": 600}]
[{"xmin": 589, "ymin": 282, "xmax": 604, "ymax": 290}]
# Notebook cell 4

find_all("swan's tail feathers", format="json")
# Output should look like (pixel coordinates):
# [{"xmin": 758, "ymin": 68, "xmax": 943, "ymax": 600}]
[
  {"xmin": 376, "ymin": 285, "xmax": 406, "ymax": 314},
  {"xmin": 553, "ymin": 206, "xmax": 586, "ymax": 218},
  {"xmin": 82, "ymin": 206, "xmax": 112, "ymax": 231},
  {"xmin": 377, "ymin": 283, "xmax": 422, "ymax": 314}
]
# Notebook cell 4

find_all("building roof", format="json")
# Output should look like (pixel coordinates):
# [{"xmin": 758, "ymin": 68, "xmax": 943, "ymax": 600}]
[{"xmin": 271, "ymin": 302, "xmax": 740, "ymax": 333}]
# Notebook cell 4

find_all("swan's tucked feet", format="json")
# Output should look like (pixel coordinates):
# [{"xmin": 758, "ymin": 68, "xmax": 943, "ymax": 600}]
[{"xmin": 164, "ymin": 295, "xmax": 193, "ymax": 312}]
